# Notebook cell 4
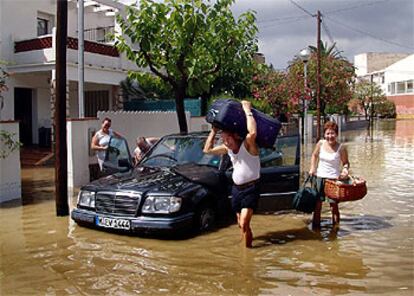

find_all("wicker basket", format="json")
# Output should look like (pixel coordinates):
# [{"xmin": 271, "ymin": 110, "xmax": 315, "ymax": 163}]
[{"xmin": 324, "ymin": 176, "xmax": 367, "ymax": 202}]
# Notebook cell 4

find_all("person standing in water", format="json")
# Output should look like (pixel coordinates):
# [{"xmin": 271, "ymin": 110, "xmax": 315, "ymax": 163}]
[
  {"xmin": 309, "ymin": 121, "xmax": 350, "ymax": 228},
  {"xmin": 203, "ymin": 100, "xmax": 260, "ymax": 248}
]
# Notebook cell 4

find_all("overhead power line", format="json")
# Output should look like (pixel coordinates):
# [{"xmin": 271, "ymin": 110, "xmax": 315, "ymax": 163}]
[
  {"xmin": 259, "ymin": 16, "xmax": 311, "ymax": 29},
  {"xmin": 324, "ymin": 15, "xmax": 414, "ymax": 50},
  {"xmin": 325, "ymin": 0, "xmax": 391, "ymax": 14},
  {"xmin": 289, "ymin": 0, "xmax": 315, "ymax": 17},
  {"xmin": 321, "ymin": 16, "xmax": 335, "ymax": 44},
  {"xmin": 257, "ymin": 14, "xmax": 311, "ymax": 24}
]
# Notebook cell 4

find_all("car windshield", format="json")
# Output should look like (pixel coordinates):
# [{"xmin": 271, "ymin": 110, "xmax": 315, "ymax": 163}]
[{"xmin": 140, "ymin": 135, "xmax": 221, "ymax": 168}]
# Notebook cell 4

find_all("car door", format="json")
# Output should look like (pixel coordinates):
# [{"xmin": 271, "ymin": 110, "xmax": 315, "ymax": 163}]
[
  {"xmin": 257, "ymin": 135, "xmax": 300, "ymax": 212},
  {"xmin": 102, "ymin": 137, "xmax": 134, "ymax": 175}
]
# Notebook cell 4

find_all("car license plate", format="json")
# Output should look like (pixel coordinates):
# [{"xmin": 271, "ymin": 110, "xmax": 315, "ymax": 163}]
[{"xmin": 96, "ymin": 216, "xmax": 130, "ymax": 230}]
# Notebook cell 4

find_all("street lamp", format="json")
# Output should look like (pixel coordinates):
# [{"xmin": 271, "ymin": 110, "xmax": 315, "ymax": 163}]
[{"xmin": 299, "ymin": 47, "xmax": 311, "ymax": 142}]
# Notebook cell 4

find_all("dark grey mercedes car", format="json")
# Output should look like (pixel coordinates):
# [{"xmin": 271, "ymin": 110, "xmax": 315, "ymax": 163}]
[{"xmin": 71, "ymin": 132, "xmax": 300, "ymax": 234}]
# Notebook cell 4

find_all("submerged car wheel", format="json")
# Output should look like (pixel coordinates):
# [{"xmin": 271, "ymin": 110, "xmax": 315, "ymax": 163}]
[{"xmin": 194, "ymin": 203, "xmax": 216, "ymax": 232}]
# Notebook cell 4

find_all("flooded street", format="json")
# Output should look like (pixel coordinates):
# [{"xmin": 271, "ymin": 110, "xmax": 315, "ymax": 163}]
[{"xmin": 1, "ymin": 119, "xmax": 413, "ymax": 295}]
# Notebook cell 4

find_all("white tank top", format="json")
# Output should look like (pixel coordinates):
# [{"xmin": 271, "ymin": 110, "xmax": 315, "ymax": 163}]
[
  {"xmin": 228, "ymin": 141, "xmax": 260, "ymax": 185},
  {"xmin": 95, "ymin": 129, "xmax": 113, "ymax": 162},
  {"xmin": 316, "ymin": 140, "xmax": 342, "ymax": 179}
]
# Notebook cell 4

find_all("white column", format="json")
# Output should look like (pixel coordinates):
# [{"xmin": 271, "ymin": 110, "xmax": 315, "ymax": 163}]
[{"xmin": 78, "ymin": 0, "xmax": 85, "ymax": 118}]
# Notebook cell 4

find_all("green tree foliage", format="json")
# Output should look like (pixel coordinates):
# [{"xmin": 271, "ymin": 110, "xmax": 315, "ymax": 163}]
[
  {"xmin": 287, "ymin": 42, "xmax": 355, "ymax": 116},
  {"xmin": 376, "ymin": 99, "xmax": 396, "ymax": 118},
  {"xmin": 0, "ymin": 130, "xmax": 22, "ymax": 159},
  {"xmin": 251, "ymin": 65, "xmax": 299, "ymax": 116},
  {"xmin": 250, "ymin": 42, "xmax": 355, "ymax": 119},
  {"xmin": 115, "ymin": 0, "xmax": 258, "ymax": 133},
  {"xmin": 353, "ymin": 80, "xmax": 390, "ymax": 119},
  {"xmin": 120, "ymin": 77, "xmax": 148, "ymax": 101},
  {"xmin": 120, "ymin": 73, "xmax": 174, "ymax": 101}
]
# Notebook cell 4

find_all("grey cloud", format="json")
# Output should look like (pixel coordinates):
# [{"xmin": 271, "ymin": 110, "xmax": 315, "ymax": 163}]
[{"xmin": 232, "ymin": 0, "xmax": 414, "ymax": 69}]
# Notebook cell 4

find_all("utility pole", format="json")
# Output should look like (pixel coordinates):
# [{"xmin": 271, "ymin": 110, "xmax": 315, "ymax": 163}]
[
  {"xmin": 316, "ymin": 10, "xmax": 321, "ymax": 141},
  {"xmin": 55, "ymin": 0, "xmax": 69, "ymax": 216}
]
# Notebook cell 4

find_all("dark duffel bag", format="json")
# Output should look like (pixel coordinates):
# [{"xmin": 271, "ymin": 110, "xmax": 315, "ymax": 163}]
[
  {"xmin": 292, "ymin": 175, "xmax": 318, "ymax": 213},
  {"xmin": 206, "ymin": 99, "xmax": 281, "ymax": 148}
]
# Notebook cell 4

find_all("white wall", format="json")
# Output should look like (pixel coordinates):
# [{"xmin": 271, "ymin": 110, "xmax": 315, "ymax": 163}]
[
  {"xmin": 0, "ymin": 121, "xmax": 21, "ymax": 203},
  {"xmin": 0, "ymin": 79, "xmax": 14, "ymax": 121},
  {"xmin": 1, "ymin": 0, "xmax": 55, "ymax": 61},
  {"xmin": 97, "ymin": 111, "xmax": 192, "ymax": 153},
  {"xmin": 385, "ymin": 54, "xmax": 414, "ymax": 84},
  {"xmin": 67, "ymin": 118, "xmax": 100, "ymax": 188},
  {"xmin": 67, "ymin": 4, "xmax": 115, "ymax": 37},
  {"xmin": 354, "ymin": 53, "xmax": 368, "ymax": 77},
  {"xmin": 67, "ymin": 111, "xmax": 209, "ymax": 188},
  {"xmin": 190, "ymin": 116, "xmax": 211, "ymax": 132}
]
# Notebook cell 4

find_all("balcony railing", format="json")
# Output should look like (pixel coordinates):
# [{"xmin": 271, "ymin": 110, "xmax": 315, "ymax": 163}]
[
  {"xmin": 83, "ymin": 26, "xmax": 115, "ymax": 43},
  {"xmin": 15, "ymin": 35, "xmax": 119, "ymax": 57}
]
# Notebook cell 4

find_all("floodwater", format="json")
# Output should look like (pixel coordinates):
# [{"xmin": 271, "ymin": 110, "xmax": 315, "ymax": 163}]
[{"xmin": 1, "ymin": 120, "xmax": 413, "ymax": 296}]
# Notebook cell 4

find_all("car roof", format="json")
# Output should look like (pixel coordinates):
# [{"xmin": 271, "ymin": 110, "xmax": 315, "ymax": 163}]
[{"xmin": 161, "ymin": 131, "xmax": 211, "ymax": 138}]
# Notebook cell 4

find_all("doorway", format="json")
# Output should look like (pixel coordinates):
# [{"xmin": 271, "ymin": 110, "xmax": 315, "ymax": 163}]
[{"xmin": 14, "ymin": 88, "xmax": 33, "ymax": 145}]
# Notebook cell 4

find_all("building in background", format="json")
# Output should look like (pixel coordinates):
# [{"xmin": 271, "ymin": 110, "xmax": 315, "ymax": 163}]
[
  {"xmin": 0, "ymin": 0, "xmax": 140, "ymax": 148},
  {"xmin": 354, "ymin": 52, "xmax": 414, "ymax": 118}
]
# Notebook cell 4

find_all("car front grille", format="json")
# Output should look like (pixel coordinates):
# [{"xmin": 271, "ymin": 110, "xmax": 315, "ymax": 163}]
[{"xmin": 96, "ymin": 191, "xmax": 141, "ymax": 217}]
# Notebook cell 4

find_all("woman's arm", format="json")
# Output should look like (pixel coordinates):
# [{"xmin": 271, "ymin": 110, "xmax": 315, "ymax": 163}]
[
  {"xmin": 241, "ymin": 100, "xmax": 259, "ymax": 156},
  {"xmin": 113, "ymin": 130, "xmax": 123, "ymax": 138},
  {"xmin": 309, "ymin": 140, "xmax": 322, "ymax": 175},
  {"xmin": 91, "ymin": 133, "xmax": 106, "ymax": 151},
  {"xmin": 203, "ymin": 127, "xmax": 227, "ymax": 155},
  {"xmin": 339, "ymin": 145, "xmax": 350, "ymax": 179},
  {"xmin": 146, "ymin": 137, "xmax": 159, "ymax": 145}
]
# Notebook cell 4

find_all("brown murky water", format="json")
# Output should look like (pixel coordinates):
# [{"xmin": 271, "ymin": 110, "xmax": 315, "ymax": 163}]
[{"xmin": 1, "ymin": 120, "xmax": 413, "ymax": 295}]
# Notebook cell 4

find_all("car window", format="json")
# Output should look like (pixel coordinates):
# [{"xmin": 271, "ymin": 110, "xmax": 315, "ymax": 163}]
[
  {"xmin": 260, "ymin": 136, "xmax": 298, "ymax": 168},
  {"xmin": 104, "ymin": 137, "xmax": 132, "ymax": 170},
  {"xmin": 140, "ymin": 135, "xmax": 221, "ymax": 168}
]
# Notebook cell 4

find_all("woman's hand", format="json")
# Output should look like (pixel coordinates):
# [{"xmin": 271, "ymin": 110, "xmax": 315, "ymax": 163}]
[
  {"xmin": 309, "ymin": 168, "xmax": 316, "ymax": 176},
  {"xmin": 241, "ymin": 100, "xmax": 252, "ymax": 111},
  {"xmin": 339, "ymin": 167, "xmax": 349, "ymax": 180}
]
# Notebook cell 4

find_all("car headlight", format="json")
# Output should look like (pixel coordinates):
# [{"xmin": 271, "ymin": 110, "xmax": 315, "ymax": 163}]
[
  {"xmin": 77, "ymin": 190, "xmax": 96, "ymax": 209},
  {"xmin": 142, "ymin": 195, "xmax": 182, "ymax": 214}
]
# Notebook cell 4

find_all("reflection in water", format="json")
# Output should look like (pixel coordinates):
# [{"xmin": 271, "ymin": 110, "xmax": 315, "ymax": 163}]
[{"xmin": 1, "ymin": 120, "xmax": 413, "ymax": 295}]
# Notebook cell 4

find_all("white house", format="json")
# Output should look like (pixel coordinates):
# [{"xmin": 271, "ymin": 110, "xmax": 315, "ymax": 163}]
[
  {"xmin": 383, "ymin": 55, "xmax": 414, "ymax": 117},
  {"xmin": 0, "ymin": 0, "xmax": 139, "ymax": 146},
  {"xmin": 354, "ymin": 52, "xmax": 414, "ymax": 118},
  {"xmin": 0, "ymin": 0, "xmax": 141, "ymax": 202},
  {"xmin": 0, "ymin": 0, "xmax": 210, "ymax": 202}
]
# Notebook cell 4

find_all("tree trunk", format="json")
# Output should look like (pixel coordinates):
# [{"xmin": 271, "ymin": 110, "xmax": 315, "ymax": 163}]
[
  {"xmin": 200, "ymin": 92, "xmax": 209, "ymax": 116},
  {"xmin": 175, "ymin": 87, "xmax": 188, "ymax": 133}
]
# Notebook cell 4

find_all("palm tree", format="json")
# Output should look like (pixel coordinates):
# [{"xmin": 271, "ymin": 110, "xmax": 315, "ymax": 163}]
[{"xmin": 309, "ymin": 41, "xmax": 344, "ymax": 59}]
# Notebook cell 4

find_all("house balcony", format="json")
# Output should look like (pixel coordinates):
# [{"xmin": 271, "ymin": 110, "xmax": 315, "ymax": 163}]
[{"xmin": 13, "ymin": 30, "xmax": 137, "ymax": 74}]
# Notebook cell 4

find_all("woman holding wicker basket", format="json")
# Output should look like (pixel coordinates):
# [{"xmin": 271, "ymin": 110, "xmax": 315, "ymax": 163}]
[{"xmin": 309, "ymin": 121, "xmax": 350, "ymax": 229}]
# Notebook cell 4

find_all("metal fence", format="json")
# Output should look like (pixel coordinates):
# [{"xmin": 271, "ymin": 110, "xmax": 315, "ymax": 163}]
[{"xmin": 83, "ymin": 26, "xmax": 114, "ymax": 43}]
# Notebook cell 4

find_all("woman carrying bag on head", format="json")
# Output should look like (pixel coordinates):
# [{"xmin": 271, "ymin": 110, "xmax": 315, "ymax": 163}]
[{"xmin": 309, "ymin": 121, "xmax": 350, "ymax": 229}]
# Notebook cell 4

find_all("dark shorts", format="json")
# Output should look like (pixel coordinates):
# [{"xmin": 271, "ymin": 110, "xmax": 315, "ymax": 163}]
[
  {"xmin": 231, "ymin": 181, "xmax": 260, "ymax": 213},
  {"xmin": 315, "ymin": 177, "xmax": 336, "ymax": 203}
]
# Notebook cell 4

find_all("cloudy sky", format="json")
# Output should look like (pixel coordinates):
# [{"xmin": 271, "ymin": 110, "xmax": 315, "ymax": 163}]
[
  {"xmin": 121, "ymin": 0, "xmax": 414, "ymax": 70},
  {"xmin": 231, "ymin": 0, "xmax": 414, "ymax": 70}
]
